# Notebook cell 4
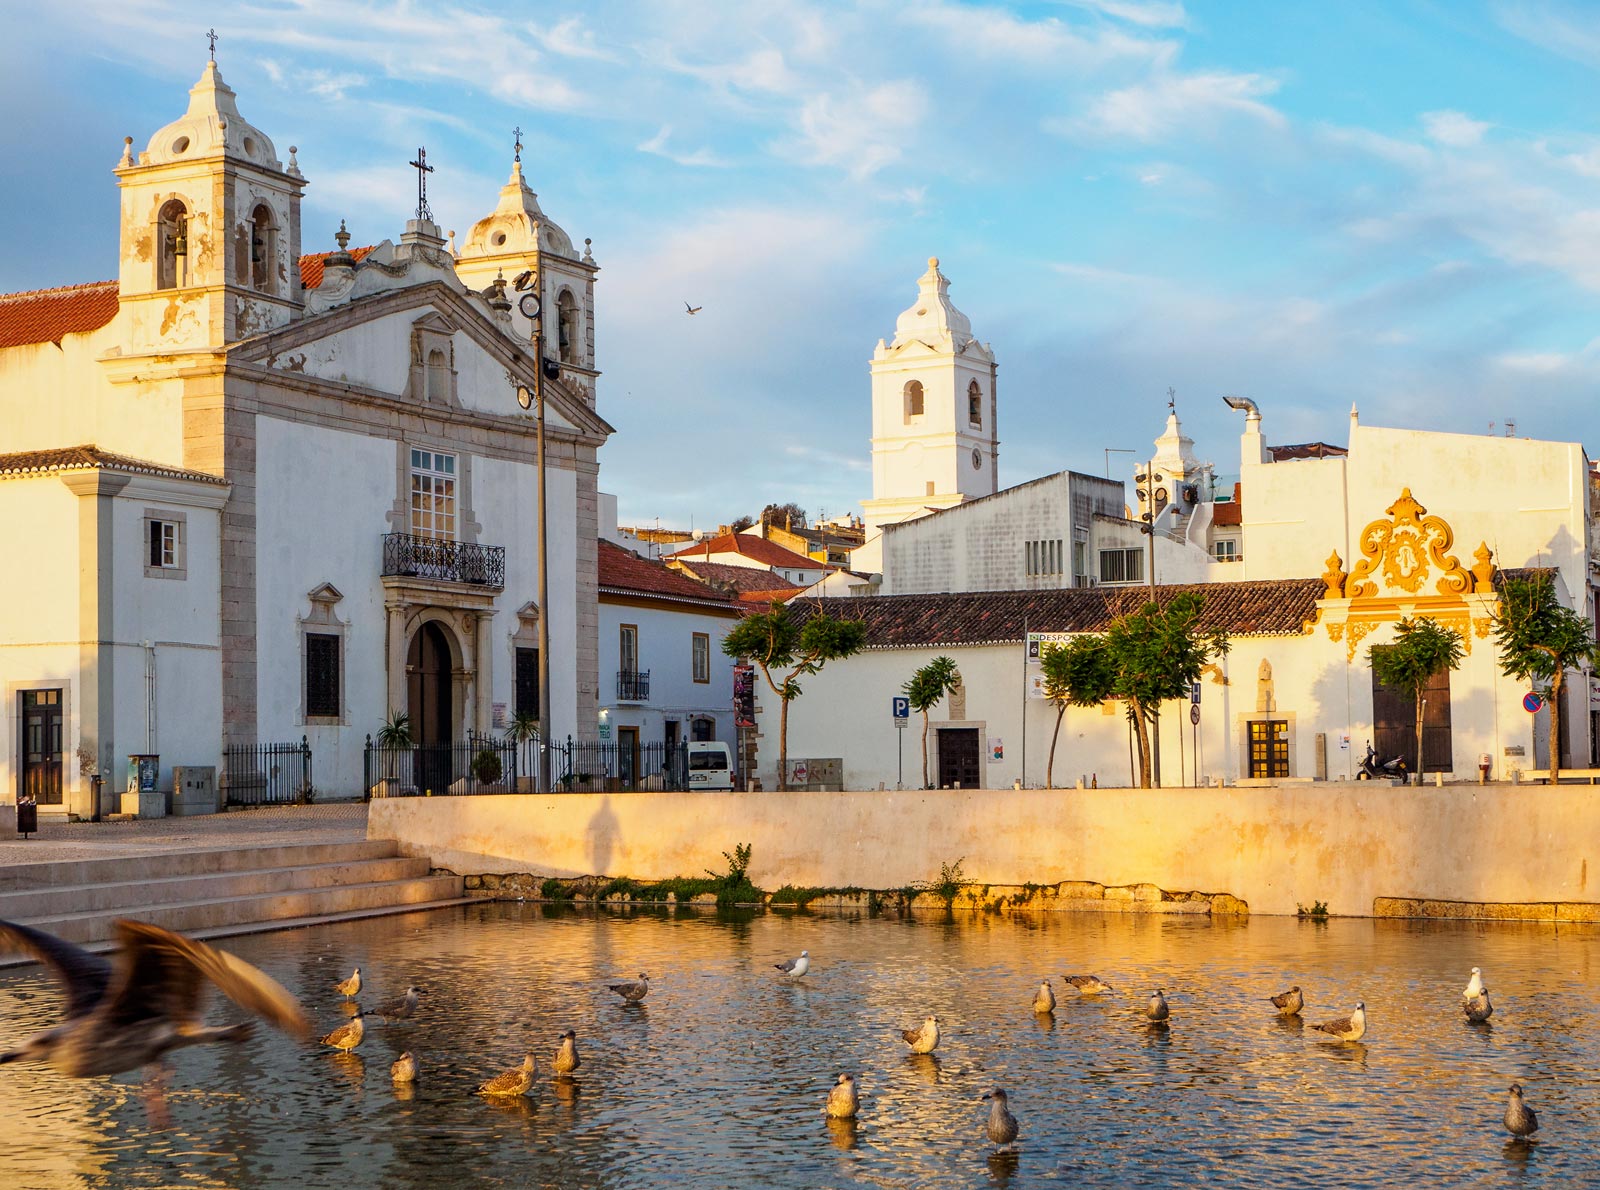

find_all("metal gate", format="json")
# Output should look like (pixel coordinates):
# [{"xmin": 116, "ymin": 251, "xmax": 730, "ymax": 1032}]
[
  {"xmin": 1372, "ymin": 668, "xmax": 1452, "ymax": 773},
  {"xmin": 222, "ymin": 738, "xmax": 313, "ymax": 806},
  {"xmin": 937, "ymin": 728, "xmax": 982, "ymax": 789}
]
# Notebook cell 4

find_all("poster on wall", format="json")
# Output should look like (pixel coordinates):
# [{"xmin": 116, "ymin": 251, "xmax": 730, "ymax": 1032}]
[
  {"xmin": 1024, "ymin": 632, "xmax": 1075, "ymax": 699},
  {"xmin": 988, "ymin": 737, "xmax": 1004, "ymax": 763}
]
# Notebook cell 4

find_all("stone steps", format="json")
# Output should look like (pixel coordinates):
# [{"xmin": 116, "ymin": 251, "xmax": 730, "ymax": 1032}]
[{"xmin": 0, "ymin": 839, "xmax": 465, "ymax": 954}]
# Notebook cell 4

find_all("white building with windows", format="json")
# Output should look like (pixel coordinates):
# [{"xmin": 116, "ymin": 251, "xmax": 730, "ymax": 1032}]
[
  {"xmin": 0, "ymin": 55, "xmax": 610, "ymax": 815},
  {"xmin": 597, "ymin": 540, "xmax": 740, "ymax": 780}
]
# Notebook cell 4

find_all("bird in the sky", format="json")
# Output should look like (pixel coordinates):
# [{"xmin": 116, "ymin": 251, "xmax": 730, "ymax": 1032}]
[
  {"xmin": 0, "ymin": 919, "xmax": 308, "ymax": 1079},
  {"xmin": 684, "ymin": 302, "xmax": 702, "ymax": 315}
]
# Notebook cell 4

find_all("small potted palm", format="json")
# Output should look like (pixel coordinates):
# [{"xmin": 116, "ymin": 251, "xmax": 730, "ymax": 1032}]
[
  {"xmin": 505, "ymin": 710, "xmax": 539, "ymax": 792},
  {"xmin": 373, "ymin": 709, "xmax": 413, "ymax": 797}
]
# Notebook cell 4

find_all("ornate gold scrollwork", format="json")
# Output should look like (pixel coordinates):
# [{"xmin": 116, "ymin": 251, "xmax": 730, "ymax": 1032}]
[{"xmin": 1345, "ymin": 488, "xmax": 1473, "ymax": 600}]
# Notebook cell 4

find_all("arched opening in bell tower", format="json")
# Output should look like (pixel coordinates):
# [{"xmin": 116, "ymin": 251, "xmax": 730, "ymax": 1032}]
[
  {"xmin": 157, "ymin": 199, "xmax": 189, "ymax": 290},
  {"xmin": 557, "ymin": 290, "xmax": 578, "ymax": 364},
  {"xmin": 903, "ymin": 379, "xmax": 925, "ymax": 423},
  {"xmin": 249, "ymin": 203, "xmax": 277, "ymax": 293}
]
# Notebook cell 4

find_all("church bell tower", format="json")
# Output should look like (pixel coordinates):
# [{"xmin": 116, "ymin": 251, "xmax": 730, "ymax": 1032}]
[{"xmin": 861, "ymin": 258, "xmax": 998, "ymax": 538}]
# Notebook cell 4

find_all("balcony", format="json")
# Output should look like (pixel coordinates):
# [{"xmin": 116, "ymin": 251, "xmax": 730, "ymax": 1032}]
[
  {"xmin": 616, "ymin": 670, "xmax": 650, "ymax": 702},
  {"xmin": 381, "ymin": 533, "xmax": 506, "ymax": 589}
]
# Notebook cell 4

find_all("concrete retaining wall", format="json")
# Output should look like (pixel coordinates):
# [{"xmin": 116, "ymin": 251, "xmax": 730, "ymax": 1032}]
[{"xmin": 368, "ymin": 782, "xmax": 1599, "ymax": 918}]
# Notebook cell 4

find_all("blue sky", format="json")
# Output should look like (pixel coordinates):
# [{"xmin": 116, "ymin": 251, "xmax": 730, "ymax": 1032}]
[{"xmin": 5, "ymin": 1, "xmax": 1600, "ymax": 528}]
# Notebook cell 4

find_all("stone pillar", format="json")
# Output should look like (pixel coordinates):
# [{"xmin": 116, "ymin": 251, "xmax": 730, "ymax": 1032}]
[{"xmin": 384, "ymin": 598, "xmax": 409, "ymax": 721}]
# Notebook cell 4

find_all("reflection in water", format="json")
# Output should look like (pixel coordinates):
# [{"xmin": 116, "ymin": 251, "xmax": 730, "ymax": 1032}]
[{"xmin": 0, "ymin": 906, "xmax": 1595, "ymax": 1187}]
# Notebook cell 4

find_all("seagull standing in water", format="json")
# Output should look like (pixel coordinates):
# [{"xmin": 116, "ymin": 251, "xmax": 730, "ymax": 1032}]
[
  {"xmin": 552, "ymin": 1029, "xmax": 580, "ymax": 1076},
  {"xmin": 1463, "ymin": 988, "xmax": 1494, "ymax": 1024},
  {"xmin": 1463, "ymin": 967, "xmax": 1484, "ymax": 1001},
  {"xmin": 1062, "ymin": 974, "xmax": 1114, "ymax": 995},
  {"xmin": 372, "ymin": 986, "xmax": 422, "ymax": 1023},
  {"xmin": 1145, "ymin": 989, "xmax": 1170, "ymax": 1023},
  {"xmin": 479, "ymin": 1054, "xmax": 536, "ymax": 1097},
  {"xmin": 1503, "ymin": 1083, "xmax": 1539, "ymax": 1139},
  {"xmin": 391, "ymin": 1051, "xmax": 418, "ymax": 1083},
  {"xmin": 1268, "ymin": 986, "xmax": 1304, "ymax": 1017},
  {"xmin": 607, "ymin": 972, "xmax": 650, "ymax": 1004},
  {"xmin": 901, "ymin": 1015, "xmax": 941, "ymax": 1054},
  {"xmin": 981, "ymin": 1087, "xmax": 1019, "ymax": 1151},
  {"xmin": 1312, "ymin": 1001, "xmax": 1366, "ymax": 1042},
  {"xmin": 0, "ymin": 919, "xmax": 309, "ymax": 1079},
  {"xmin": 775, "ymin": 951, "xmax": 810, "ymax": 979},
  {"xmin": 1032, "ymin": 980, "xmax": 1056, "ymax": 1014},
  {"xmin": 334, "ymin": 967, "xmax": 361, "ymax": 999},
  {"xmin": 319, "ymin": 1012, "xmax": 365, "ymax": 1052},
  {"xmin": 824, "ymin": 1072, "xmax": 859, "ymax": 1119}
]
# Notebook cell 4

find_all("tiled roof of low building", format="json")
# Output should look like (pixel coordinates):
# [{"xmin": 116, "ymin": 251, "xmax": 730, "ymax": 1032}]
[
  {"xmin": 786, "ymin": 578, "xmax": 1327, "ymax": 648},
  {"xmin": 0, "ymin": 444, "xmax": 228, "ymax": 486},
  {"xmin": 1212, "ymin": 483, "xmax": 1243, "ymax": 527},
  {"xmin": 0, "ymin": 281, "xmax": 119, "ymax": 350},
  {"xmin": 672, "ymin": 559, "xmax": 790, "ymax": 594},
  {"xmin": 664, "ymin": 532, "xmax": 825, "ymax": 571},
  {"xmin": 0, "ymin": 247, "xmax": 380, "ymax": 350},
  {"xmin": 738, "ymin": 587, "xmax": 809, "ymax": 604},
  {"xmin": 598, "ymin": 539, "xmax": 736, "ymax": 609}
]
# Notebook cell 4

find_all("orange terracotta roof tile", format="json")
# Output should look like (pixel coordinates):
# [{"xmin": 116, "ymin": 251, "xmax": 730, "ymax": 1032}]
[
  {"xmin": 298, "ymin": 245, "xmax": 377, "ymax": 289},
  {"xmin": 0, "ymin": 444, "xmax": 227, "ymax": 486},
  {"xmin": 0, "ymin": 281, "xmax": 119, "ymax": 350},
  {"xmin": 663, "ymin": 532, "xmax": 828, "ymax": 571},
  {"xmin": 671, "ymin": 559, "xmax": 791, "ymax": 595},
  {"xmin": 737, "ymin": 587, "xmax": 808, "ymax": 603},
  {"xmin": 599, "ymin": 539, "xmax": 736, "ymax": 607}
]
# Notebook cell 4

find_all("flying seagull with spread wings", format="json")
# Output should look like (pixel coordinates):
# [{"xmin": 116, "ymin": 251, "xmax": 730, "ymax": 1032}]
[
  {"xmin": 685, "ymin": 301, "xmax": 702, "ymax": 315},
  {"xmin": 0, "ymin": 918, "xmax": 309, "ymax": 1079}
]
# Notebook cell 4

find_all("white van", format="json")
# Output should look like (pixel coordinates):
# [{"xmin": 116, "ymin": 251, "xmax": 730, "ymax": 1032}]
[{"xmin": 686, "ymin": 741, "xmax": 735, "ymax": 791}]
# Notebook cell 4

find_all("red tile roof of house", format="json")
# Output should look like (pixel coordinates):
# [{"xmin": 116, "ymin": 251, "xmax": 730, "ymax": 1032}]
[
  {"xmin": 671, "ymin": 559, "xmax": 792, "ymax": 595},
  {"xmin": 0, "ymin": 444, "xmax": 228, "ymax": 486},
  {"xmin": 787, "ymin": 578, "xmax": 1327, "ymax": 648},
  {"xmin": 664, "ymin": 532, "xmax": 827, "ymax": 571},
  {"xmin": 0, "ymin": 281, "xmax": 119, "ymax": 350},
  {"xmin": 0, "ymin": 248, "xmax": 379, "ymax": 351},
  {"xmin": 598, "ymin": 539, "xmax": 737, "ymax": 609},
  {"xmin": 737, "ymin": 587, "xmax": 809, "ymax": 604}
]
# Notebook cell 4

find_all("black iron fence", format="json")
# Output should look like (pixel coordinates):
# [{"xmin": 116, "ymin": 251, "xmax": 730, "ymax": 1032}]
[
  {"xmin": 364, "ymin": 735, "xmax": 689, "ymax": 795},
  {"xmin": 364, "ymin": 735, "xmax": 520, "ymax": 798},
  {"xmin": 381, "ymin": 532, "xmax": 506, "ymax": 589},
  {"xmin": 223, "ymin": 737, "xmax": 313, "ymax": 806}
]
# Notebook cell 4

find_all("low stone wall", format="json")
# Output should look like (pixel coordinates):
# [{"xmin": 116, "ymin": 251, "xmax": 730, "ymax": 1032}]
[{"xmin": 369, "ymin": 783, "xmax": 1600, "ymax": 919}]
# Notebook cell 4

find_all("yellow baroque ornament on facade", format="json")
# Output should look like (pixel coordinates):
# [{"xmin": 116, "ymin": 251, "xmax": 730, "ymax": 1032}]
[{"xmin": 1345, "ymin": 488, "xmax": 1473, "ymax": 599}]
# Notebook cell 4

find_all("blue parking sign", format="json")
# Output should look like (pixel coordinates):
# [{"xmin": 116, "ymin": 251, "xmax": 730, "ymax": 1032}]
[{"xmin": 892, "ymin": 696, "xmax": 910, "ymax": 720}]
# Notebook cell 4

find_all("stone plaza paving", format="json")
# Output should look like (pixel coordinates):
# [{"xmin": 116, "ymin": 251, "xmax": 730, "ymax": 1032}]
[{"xmin": 0, "ymin": 803, "xmax": 368, "ymax": 867}]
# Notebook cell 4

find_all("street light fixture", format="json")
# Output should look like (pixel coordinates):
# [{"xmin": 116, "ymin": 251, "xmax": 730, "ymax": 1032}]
[
  {"xmin": 1133, "ymin": 460, "xmax": 1165, "ymax": 786},
  {"xmin": 515, "ymin": 279, "xmax": 561, "ymax": 795}
]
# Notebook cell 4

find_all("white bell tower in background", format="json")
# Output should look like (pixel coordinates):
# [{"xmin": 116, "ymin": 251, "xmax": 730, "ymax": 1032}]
[{"xmin": 861, "ymin": 258, "xmax": 998, "ymax": 539}]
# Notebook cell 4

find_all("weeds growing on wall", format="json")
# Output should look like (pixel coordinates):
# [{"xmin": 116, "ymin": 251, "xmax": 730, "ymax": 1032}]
[{"xmin": 1297, "ymin": 900, "xmax": 1329, "ymax": 919}]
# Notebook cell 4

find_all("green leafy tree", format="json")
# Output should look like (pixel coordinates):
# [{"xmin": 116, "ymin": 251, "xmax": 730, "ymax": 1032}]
[
  {"xmin": 903, "ymin": 656, "xmax": 962, "ymax": 788},
  {"xmin": 760, "ymin": 502, "xmax": 809, "ymax": 530},
  {"xmin": 1368, "ymin": 617, "xmax": 1465, "ymax": 783},
  {"xmin": 722, "ymin": 604, "xmax": 867, "ymax": 789},
  {"xmin": 1039, "ymin": 637, "xmax": 1116, "ymax": 788},
  {"xmin": 1493, "ymin": 574, "xmax": 1599, "ymax": 775},
  {"xmin": 1105, "ymin": 593, "xmax": 1230, "ymax": 787}
]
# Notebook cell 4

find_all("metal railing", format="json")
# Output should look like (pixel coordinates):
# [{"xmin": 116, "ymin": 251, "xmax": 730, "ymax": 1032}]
[
  {"xmin": 364, "ymin": 735, "xmax": 520, "ymax": 798},
  {"xmin": 552, "ymin": 738, "xmax": 687, "ymax": 792},
  {"xmin": 223, "ymin": 737, "xmax": 313, "ymax": 806},
  {"xmin": 616, "ymin": 669, "xmax": 650, "ymax": 701},
  {"xmin": 381, "ymin": 533, "xmax": 506, "ymax": 589}
]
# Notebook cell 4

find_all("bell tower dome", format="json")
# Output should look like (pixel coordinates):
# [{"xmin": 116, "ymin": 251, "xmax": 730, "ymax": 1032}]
[
  {"xmin": 113, "ymin": 48, "xmax": 306, "ymax": 353},
  {"xmin": 861, "ymin": 257, "xmax": 998, "ymax": 538},
  {"xmin": 455, "ymin": 141, "xmax": 599, "ymax": 407}
]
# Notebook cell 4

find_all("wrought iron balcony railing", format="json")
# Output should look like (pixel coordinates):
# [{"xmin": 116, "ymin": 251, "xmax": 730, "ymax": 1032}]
[
  {"xmin": 616, "ymin": 670, "xmax": 650, "ymax": 701},
  {"xmin": 382, "ymin": 533, "xmax": 506, "ymax": 589}
]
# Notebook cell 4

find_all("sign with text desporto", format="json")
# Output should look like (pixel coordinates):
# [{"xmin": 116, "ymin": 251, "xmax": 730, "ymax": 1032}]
[{"xmin": 1025, "ymin": 632, "xmax": 1075, "ymax": 699}]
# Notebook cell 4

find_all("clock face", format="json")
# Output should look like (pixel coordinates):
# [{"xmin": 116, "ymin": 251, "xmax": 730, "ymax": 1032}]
[
  {"xmin": 518, "ymin": 292, "xmax": 540, "ymax": 319},
  {"xmin": 971, "ymin": 448, "xmax": 982, "ymax": 470}
]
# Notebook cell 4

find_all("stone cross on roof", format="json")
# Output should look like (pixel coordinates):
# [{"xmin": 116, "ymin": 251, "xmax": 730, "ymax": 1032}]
[{"xmin": 409, "ymin": 147, "xmax": 435, "ymax": 221}]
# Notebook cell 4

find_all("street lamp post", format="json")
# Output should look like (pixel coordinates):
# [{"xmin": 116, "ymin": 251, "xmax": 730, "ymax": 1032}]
[
  {"xmin": 516, "ymin": 282, "xmax": 559, "ymax": 795},
  {"xmin": 1135, "ymin": 459, "xmax": 1165, "ymax": 787}
]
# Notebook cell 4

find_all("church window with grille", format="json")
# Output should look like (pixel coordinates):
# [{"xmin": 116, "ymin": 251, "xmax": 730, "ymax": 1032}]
[
  {"xmin": 305, "ymin": 633, "xmax": 341, "ymax": 719},
  {"xmin": 249, "ymin": 203, "xmax": 276, "ymax": 293}
]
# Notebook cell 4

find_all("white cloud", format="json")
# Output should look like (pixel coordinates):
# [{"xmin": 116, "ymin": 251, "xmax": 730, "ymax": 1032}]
[
  {"xmin": 1060, "ymin": 0, "xmax": 1190, "ymax": 29},
  {"xmin": 785, "ymin": 80, "xmax": 929, "ymax": 178},
  {"xmin": 1421, "ymin": 109, "xmax": 1490, "ymax": 147},
  {"xmin": 1055, "ymin": 70, "xmax": 1284, "ymax": 143},
  {"xmin": 636, "ymin": 125, "xmax": 730, "ymax": 168},
  {"xmin": 910, "ymin": 1, "xmax": 1177, "ymax": 68}
]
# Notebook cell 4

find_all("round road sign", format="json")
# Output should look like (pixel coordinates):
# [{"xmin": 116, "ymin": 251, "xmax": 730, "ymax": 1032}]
[
  {"xmin": 1189, "ymin": 704, "xmax": 1201, "ymax": 726},
  {"xmin": 1523, "ymin": 691, "xmax": 1544, "ymax": 714}
]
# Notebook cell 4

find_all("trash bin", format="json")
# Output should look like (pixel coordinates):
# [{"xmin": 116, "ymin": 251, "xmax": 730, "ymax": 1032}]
[{"xmin": 17, "ymin": 797, "xmax": 37, "ymax": 838}]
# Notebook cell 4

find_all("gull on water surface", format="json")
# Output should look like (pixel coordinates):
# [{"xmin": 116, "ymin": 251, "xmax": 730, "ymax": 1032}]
[
  {"xmin": 1268, "ymin": 986, "xmax": 1304, "ymax": 1017},
  {"xmin": 1462, "ymin": 967, "xmax": 1483, "ymax": 1001},
  {"xmin": 373, "ymin": 986, "xmax": 422, "ymax": 1022},
  {"xmin": 1463, "ymin": 988, "xmax": 1493, "ymax": 1024},
  {"xmin": 825, "ymin": 1072, "xmax": 859, "ymax": 1119},
  {"xmin": 608, "ymin": 972, "xmax": 650, "ymax": 1004},
  {"xmin": 1032, "ymin": 980, "xmax": 1056, "ymax": 1014},
  {"xmin": 553, "ymin": 1029, "xmax": 581, "ymax": 1076},
  {"xmin": 775, "ymin": 951, "xmax": 810, "ymax": 978},
  {"xmin": 1062, "ymin": 974, "xmax": 1114, "ymax": 995},
  {"xmin": 982, "ymin": 1087, "xmax": 1019, "ymax": 1151},
  {"xmin": 901, "ymin": 1015, "xmax": 941, "ymax": 1054},
  {"xmin": 479, "ymin": 1054, "xmax": 536, "ymax": 1097},
  {"xmin": 319, "ymin": 1012, "xmax": 365, "ymax": 1052},
  {"xmin": 1503, "ymin": 1083, "xmax": 1539, "ymax": 1139},
  {"xmin": 391, "ymin": 1051, "xmax": 418, "ymax": 1082},
  {"xmin": 0, "ymin": 918, "xmax": 308, "ymax": 1079},
  {"xmin": 1145, "ymin": 989, "xmax": 1170, "ymax": 1022},
  {"xmin": 334, "ymin": 967, "xmax": 361, "ymax": 998},
  {"xmin": 1311, "ymin": 1001, "xmax": 1366, "ymax": 1042}
]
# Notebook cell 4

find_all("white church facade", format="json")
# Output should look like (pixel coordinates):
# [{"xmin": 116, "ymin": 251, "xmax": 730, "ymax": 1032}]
[{"xmin": 0, "ymin": 56, "xmax": 610, "ymax": 816}]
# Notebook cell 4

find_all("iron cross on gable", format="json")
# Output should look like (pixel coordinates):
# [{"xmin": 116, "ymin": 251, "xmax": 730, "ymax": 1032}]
[
  {"xmin": 409, "ymin": 147, "xmax": 435, "ymax": 221},
  {"xmin": 207, "ymin": 28, "xmax": 218, "ymax": 59},
  {"xmin": 513, "ymin": 126, "xmax": 524, "ymax": 163}
]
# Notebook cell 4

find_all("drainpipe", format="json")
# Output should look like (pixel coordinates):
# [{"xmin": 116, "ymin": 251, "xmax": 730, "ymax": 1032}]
[{"xmin": 143, "ymin": 640, "xmax": 156, "ymax": 753}]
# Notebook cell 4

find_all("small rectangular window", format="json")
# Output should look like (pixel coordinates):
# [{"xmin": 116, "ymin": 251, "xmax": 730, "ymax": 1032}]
[
  {"xmin": 305, "ymin": 633, "xmax": 340, "ymax": 719},
  {"xmin": 1213, "ymin": 540, "xmax": 1239, "ymax": 562},
  {"xmin": 620, "ymin": 625, "xmax": 638, "ymax": 674},
  {"xmin": 692, "ymin": 633, "xmax": 711, "ymax": 683},
  {"xmin": 149, "ymin": 520, "xmax": 176, "ymax": 568},
  {"xmin": 1099, "ymin": 547, "xmax": 1145, "ymax": 584},
  {"xmin": 410, "ymin": 448, "xmax": 458, "ymax": 540},
  {"xmin": 515, "ymin": 647, "xmax": 540, "ymax": 718}
]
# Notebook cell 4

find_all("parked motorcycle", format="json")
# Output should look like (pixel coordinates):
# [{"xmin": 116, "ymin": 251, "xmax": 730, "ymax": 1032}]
[{"xmin": 1357, "ymin": 741, "xmax": 1408, "ymax": 781}]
